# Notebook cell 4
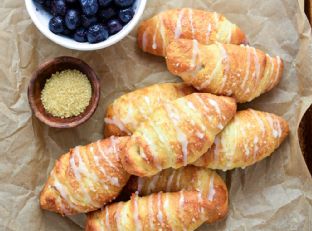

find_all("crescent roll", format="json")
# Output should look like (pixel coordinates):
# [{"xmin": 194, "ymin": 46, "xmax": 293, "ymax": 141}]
[
  {"xmin": 39, "ymin": 137, "xmax": 130, "ymax": 215},
  {"xmin": 138, "ymin": 8, "xmax": 247, "ymax": 56},
  {"xmin": 86, "ymin": 172, "xmax": 228, "ymax": 231},
  {"xmin": 124, "ymin": 166, "xmax": 225, "ymax": 197},
  {"xmin": 121, "ymin": 93, "xmax": 237, "ymax": 177},
  {"xmin": 166, "ymin": 39, "xmax": 284, "ymax": 103},
  {"xmin": 193, "ymin": 109, "xmax": 289, "ymax": 170},
  {"xmin": 104, "ymin": 83, "xmax": 195, "ymax": 137}
]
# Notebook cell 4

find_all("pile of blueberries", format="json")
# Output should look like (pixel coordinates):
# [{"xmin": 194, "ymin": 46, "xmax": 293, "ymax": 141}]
[{"xmin": 34, "ymin": 0, "xmax": 136, "ymax": 43}]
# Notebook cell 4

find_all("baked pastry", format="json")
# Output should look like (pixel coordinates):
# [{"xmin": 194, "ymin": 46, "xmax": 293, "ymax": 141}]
[
  {"xmin": 138, "ymin": 8, "xmax": 247, "ymax": 56},
  {"xmin": 121, "ymin": 93, "xmax": 237, "ymax": 177},
  {"xmin": 39, "ymin": 137, "xmax": 130, "ymax": 215},
  {"xmin": 166, "ymin": 39, "xmax": 284, "ymax": 103},
  {"xmin": 193, "ymin": 109, "xmax": 289, "ymax": 170},
  {"xmin": 86, "ymin": 170, "xmax": 228, "ymax": 231},
  {"xmin": 104, "ymin": 83, "xmax": 195, "ymax": 137},
  {"xmin": 124, "ymin": 166, "xmax": 225, "ymax": 197}
]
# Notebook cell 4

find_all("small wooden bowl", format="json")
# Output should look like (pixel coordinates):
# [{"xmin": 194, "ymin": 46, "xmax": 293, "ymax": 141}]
[{"xmin": 28, "ymin": 56, "xmax": 100, "ymax": 128}]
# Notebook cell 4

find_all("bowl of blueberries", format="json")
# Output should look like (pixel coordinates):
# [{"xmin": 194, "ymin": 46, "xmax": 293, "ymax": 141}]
[{"xmin": 25, "ymin": 0, "xmax": 146, "ymax": 51}]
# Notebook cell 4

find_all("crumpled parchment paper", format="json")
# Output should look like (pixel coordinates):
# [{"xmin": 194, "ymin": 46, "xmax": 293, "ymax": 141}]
[{"xmin": 0, "ymin": 0, "xmax": 311, "ymax": 230}]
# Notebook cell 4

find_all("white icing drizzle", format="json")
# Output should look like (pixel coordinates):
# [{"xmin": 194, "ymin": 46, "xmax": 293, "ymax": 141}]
[
  {"xmin": 208, "ymin": 174, "xmax": 216, "ymax": 201},
  {"xmin": 166, "ymin": 170, "xmax": 176, "ymax": 191},
  {"xmin": 115, "ymin": 204, "xmax": 122, "ymax": 231},
  {"xmin": 164, "ymin": 104, "xmax": 189, "ymax": 166},
  {"xmin": 147, "ymin": 174, "xmax": 160, "ymax": 194},
  {"xmin": 213, "ymin": 12, "xmax": 219, "ymax": 29},
  {"xmin": 208, "ymin": 98, "xmax": 223, "ymax": 129},
  {"xmin": 133, "ymin": 194, "xmax": 143, "ymax": 231},
  {"xmin": 104, "ymin": 117, "xmax": 130, "ymax": 134},
  {"xmin": 250, "ymin": 110, "xmax": 265, "ymax": 134},
  {"xmin": 179, "ymin": 191, "xmax": 187, "ymax": 231},
  {"xmin": 266, "ymin": 115, "xmax": 280, "ymax": 139},
  {"xmin": 105, "ymin": 206, "xmax": 111, "ymax": 231},
  {"xmin": 111, "ymin": 136, "xmax": 117, "ymax": 154},
  {"xmin": 69, "ymin": 147, "xmax": 98, "ymax": 206},
  {"xmin": 252, "ymin": 47, "xmax": 260, "ymax": 83},
  {"xmin": 53, "ymin": 177, "xmax": 78, "ymax": 210},
  {"xmin": 195, "ymin": 94, "xmax": 210, "ymax": 114},
  {"xmin": 148, "ymin": 195, "xmax": 155, "ymax": 230},
  {"xmin": 175, "ymin": 9, "xmax": 185, "ymax": 39},
  {"xmin": 157, "ymin": 193, "xmax": 164, "ymax": 227},
  {"xmin": 268, "ymin": 55, "xmax": 275, "ymax": 85},
  {"xmin": 241, "ymin": 45, "xmax": 251, "ymax": 90},
  {"xmin": 206, "ymin": 23, "xmax": 212, "ymax": 44},
  {"xmin": 240, "ymin": 126, "xmax": 250, "ymax": 157},
  {"xmin": 191, "ymin": 39, "xmax": 199, "ymax": 68},
  {"xmin": 90, "ymin": 146, "xmax": 118, "ymax": 187},
  {"xmin": 197, "ymin": 190, "xmax": 205, "ymax": 214},
  {"xmin": 196, "ymin": 131, "xmax": 205, "ymax": 139},
  {"xmin": 96, "ymin": 141, "xmax": 118, "ymax": 172},
  {"xmin": 253, "ymin": 136, "xmax": 259, "ymax": 159},
  {"xmin": 218, "ymin": 44, "xmax": 230, "ymax": 92},
  {"xmin": 189, "ymin": 9, "xmax": 195, "ymax": 39},
  {"xmin": 213, "ymin": 136, "xmax": 220, "ymax": 161},
  {"xmin": 152, "ymin": 20, "xmax": 159, "ymax": 50},
  {"xmin": 142, "ymin": 30, "xmax": 148, "ymax": 51},
  {"xmin": 227, "ymin": 25, "xmax": 232, "ymax": 43},
  {"xmin": 158, "ymin": 15, "xmax": 166, "ymax": 54}
]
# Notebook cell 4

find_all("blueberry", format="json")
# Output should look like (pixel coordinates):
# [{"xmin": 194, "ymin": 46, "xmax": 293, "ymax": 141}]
[
  {"xmin": 51, "ymin": 0, "xmax": 67, "ymax": 16},
  {"xmin": 118, "ymin": 8, "xmax": 134, "ymax": 24},
  {"xmin": 81, "ymin": 14, "xmax": 97, "ymax": 28},
  {"xmin": 62, "ymin": 27, "xmax": 73, "ymax": 36},
  {"xmin": 98, "ymin": 0, "xmax": 113, "ymax": 7},
  {"xmin": 114, "ymin": 0, "xmax": 134, "ymax": 8},
  {"xmin": 80, "ymin": 0, "xmax": 99, "ymax": 16},
  {"xmin": 107, "ymin": 19, "xmax": 123, "ymax": 35},
  {"xmin": 49, "ymin": 16, "xmax": 65, "ymax": 34},
  {"xmin": 74, "ymin": 27, "xmax": 87, "ymax": 42},
  {"xmin": 98, "ymin": 7, "xmax": 117, "ymax": 22},
  {"xmin": 65, "ymin": 9, "xmax": 81, "ymax": 30},
  {"xmin": 87, "ymin": 24, "xmax": 109, "ymax": 43},
  {"xmin": 43, "ymin": 0, "xmax": 52, "ymax": 11}
]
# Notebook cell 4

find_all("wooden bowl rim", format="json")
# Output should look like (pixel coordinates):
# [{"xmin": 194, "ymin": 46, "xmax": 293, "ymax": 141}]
[{"xmin": 27, "ymin": 56, "xmax": 100, "ymax": 128}]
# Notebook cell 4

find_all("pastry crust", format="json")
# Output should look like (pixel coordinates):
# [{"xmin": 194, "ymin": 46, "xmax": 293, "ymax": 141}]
[
  {"xmin": 39, "ymin": 137, "xmax": 130, "ymax": 215},
  {"xmin": 124, "ymin": 166, "xmax": 225, "ymax": 197},
  {"xmin": 121, "ymin": 93, "xmax": 236, "ymax": 177},
  {"xmin": 104, "ymin": 83, "xmax": 195, "ymax": 137},
  {"xmin": 193, "ymin": 109, "xmax": 289, "ymax": 170},
  {"xmin": 86, "ymin": 169, "xmax": 228, "ymax": 231},
  {"xmin": 138, "ymin": 8, "xmax": 247, "ymax": 56},
  {"xmin": 166, "ymin": 39, "xmax": 284, "ymax": 103}
]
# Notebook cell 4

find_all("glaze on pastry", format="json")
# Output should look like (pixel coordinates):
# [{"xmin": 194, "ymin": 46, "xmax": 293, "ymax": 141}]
[
  {"xmin": 121, "ymin": 93, "xmax": 236, "ymax": 177},
  {"xmin": 166, "ymin": 39, "xmax": 284, "ymax": 103},
  {"xmin": 138, "ymin": 8, "xmax": 247, "ymax": 56},
  {"xmin": 86, "ymin": 168, "xmax": 228, "ymax": 231},
  {"xmin": 193, "ymin": 109, "xmax": 289, "ymax": 170},
  {"xmin": 40, "ymin": 137, "xmax": 130, "ymax": 215},
  {"xmin": 104, "ymin": 83, "xmax": 195, "ymax": 137}
]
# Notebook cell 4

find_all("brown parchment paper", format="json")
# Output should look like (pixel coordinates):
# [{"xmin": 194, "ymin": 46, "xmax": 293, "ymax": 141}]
[{"xmin": 0, "ymin": 0, "xmax": 311, "ymax": 230}]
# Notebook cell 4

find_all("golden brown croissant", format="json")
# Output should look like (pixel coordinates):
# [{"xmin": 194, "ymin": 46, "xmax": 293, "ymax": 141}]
[
  {"xmin": 166, "ymin": 39, "xmax": 284, "ymax": 103},
  {"xmin": 121, "ymin": 93, "xmax": 237, "ymax": 177},
  {"xmin": 104, "ymin": 83, "xmax": 195, "ymax": 137},
  {"xmin": 124, "ymin": 166, "xmax": 225, "ymax": 197},
  {"xmin": 86, "ymin": 172, "xmax": 228, "ymax": 231},
  {"xmin": 39, "ymin": 137, "xmax": 130, "ymax": 215},
  {"xmin": 138, "ymin": 8, "xmax": 247, "ymax": 57},
  {"xmin": 193, "ymin": 109, "xmax": 289, "ymax": 170}
]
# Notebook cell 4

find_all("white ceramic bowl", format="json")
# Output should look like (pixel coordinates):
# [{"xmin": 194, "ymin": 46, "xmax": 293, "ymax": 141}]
[{"xmin": 25, "ymin": 0, "xmax": 146, "ymax": 51}]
